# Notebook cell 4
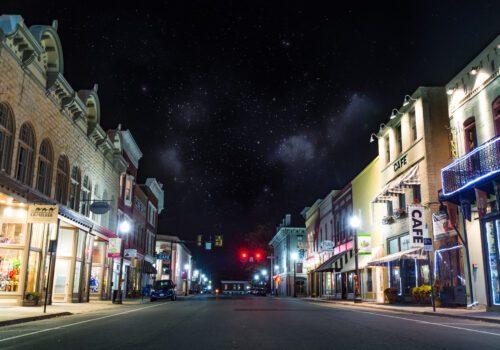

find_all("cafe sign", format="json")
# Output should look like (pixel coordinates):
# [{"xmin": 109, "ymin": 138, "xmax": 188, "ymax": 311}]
[
  {"xmin": 27, "ymin": 204, "xmax": 58, "ymax": 224},
  {"xmin": 409, "ymin": 205, "xmax": 425, "ymax": 248},
  {"xmin": 393, "ymin": 154, "xmax": 408, "ymax": 172}
]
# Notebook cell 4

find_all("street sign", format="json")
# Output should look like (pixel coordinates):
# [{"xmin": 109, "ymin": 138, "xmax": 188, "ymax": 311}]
[
  {"xmin": 205, "ymin": 242, "xmax": 212, "ymax": 250},
  {"xmin": 424, "ymin": 238, "xmax": 433, "ymax": 252}
]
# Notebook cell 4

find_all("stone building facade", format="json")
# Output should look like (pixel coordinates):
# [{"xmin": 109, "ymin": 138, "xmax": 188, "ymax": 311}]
[{"xmin": 0, "ymin": 15, "xmax": 127, "ymax": 305}]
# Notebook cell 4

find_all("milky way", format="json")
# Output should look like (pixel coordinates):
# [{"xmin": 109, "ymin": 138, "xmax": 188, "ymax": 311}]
[{"xmin": 7, "ymin": 0, "xmax": 499, "ymax": 277}]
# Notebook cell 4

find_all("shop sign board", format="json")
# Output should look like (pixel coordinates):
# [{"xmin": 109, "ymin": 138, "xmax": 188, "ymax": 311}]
[
  {"xmin": 409, "ymin": 205, "xmax": 425, "ymax": 248},
  {"xmin": 124, "ymin": 249, "xmax": 137, "ymax": 258},
  {"xmin": 27, "ymin": 204, "xmax": 58, "ymax": 224},
  {"xmin": 357, "ymin": 234, "xmax": 372, "ymax": 255},
  {"xmin": 297, "ymin": 242, "xmax": 308, "ymax": 249},
  {"xmin": 89, "ymin": 201, "xmax": 110, "ymax": 215},
  {"xmin": 107, "ymin": 238, "xmax": 122, "ymax": 258},
  {"xmin": 321, "ymin": 240, "xmax": 334, "ymax": 252},
  {"xmin": 423, "ymin": 238, "xmax": 433, "ymax": 252},
  {"xmin": 157, "ymin": 252, "xmax": 171, "ymax": 260}
]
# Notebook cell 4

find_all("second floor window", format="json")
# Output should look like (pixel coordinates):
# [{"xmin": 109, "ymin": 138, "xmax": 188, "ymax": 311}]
[
  {"xmin": 493, "ymin": 96, "xmax": 500, "ymax": 136},
  {"xmin": 387, "ymin": 200, "xmax": 393, "ymax": 217},
  {"xmin": 124, "ymin": 175, "xmax": 133, "ymax": 206},
  {"xmin": 410, "ymin": 110, "xmax": 417, "ymax": 142},
  {"xmin": 385, "ymin": 136, "xmax": 390, "ymax": 164},
  {"xmin": 54, "ymin": 155, "xmax": 69, "ymax": 204},
  {"xmin": 463, "ymin": 117, "xmax": 477, "ymax": 153},
  {"xmin": 0, "ymin": 103, "xmax": 14, "ymax": 173},
  {"xmin": 15, "ymin": 123, "xmax": 35, "ymax": 185},
  {"xmin": 36, "ymin": 139, "xmax": 53, "ymax": 196},
  {"xmin": 68, "ymin": 166, "xmax": 81, "ymax": 211},
  {"xmin": 80, "ymin": 175, "xmax": 92, "ymax": 217},
  {"xmin": 396, "ymin": 124, "xmax": 402, "ymax": 154}
]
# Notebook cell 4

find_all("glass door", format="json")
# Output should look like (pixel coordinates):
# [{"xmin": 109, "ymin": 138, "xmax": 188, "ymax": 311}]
[{"xmin": 483, "ymin": 219, "xmax": 500, "ymax": 306}]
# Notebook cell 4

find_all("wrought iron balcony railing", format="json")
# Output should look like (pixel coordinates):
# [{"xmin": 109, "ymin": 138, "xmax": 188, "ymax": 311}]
[{"xmin": 441, "ymin": 135, "xmax": 500, "ymax": 195}]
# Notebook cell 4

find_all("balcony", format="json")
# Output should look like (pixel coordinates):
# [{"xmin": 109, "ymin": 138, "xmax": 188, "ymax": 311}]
[{"xmin": 441, "ymin": 135, "xmax": 500, "ymax": 195}]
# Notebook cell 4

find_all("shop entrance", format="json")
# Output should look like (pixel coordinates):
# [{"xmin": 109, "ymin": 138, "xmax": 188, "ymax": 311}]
[
  {"xmin": 482, "ymin": 217, "xmax": 500, "ymax": 309},
  {"xmin": 53, "ymin": 258, "xmax": 71, "ymax": 302}
]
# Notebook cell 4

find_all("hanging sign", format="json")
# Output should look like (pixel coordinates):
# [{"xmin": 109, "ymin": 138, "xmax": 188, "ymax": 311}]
[
  {"xmin": 90, "ymin": 201, "xmax": 110, "ymax": 215},
  {"xmin": 321, "ymin": 240, "xmax": 334, "ymax": 252},
  {"xmin": 107, "ymin": 238, "xmax": 122, "ymax": 258},
  {"xmin": 409, "ymin": 205, "xmax": 425, "ymax": 248},
  {"xmin": 27, "ymin": 204, "xmax": 58, "ymax": 224},
  {"xmin": 357, "ymin": 234, "xmax": 372, "ymax": 255}
]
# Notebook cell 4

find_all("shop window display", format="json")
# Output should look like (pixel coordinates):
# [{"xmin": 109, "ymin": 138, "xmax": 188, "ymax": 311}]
[
  {"xmin": 0, "ymin": 223, "xmax": 26, "ymax": 245},
  {"xmin": 0, "ymin": 249, "xmax": 22, "ymax": 292},
  {"xmin": 26, "ymin": 251, "xmax": 40, "ymax": 292}
]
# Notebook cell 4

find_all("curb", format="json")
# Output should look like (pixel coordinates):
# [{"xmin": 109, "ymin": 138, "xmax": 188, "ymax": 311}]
[
  {"xmin": 0, "ymin": 312, "xmax": 72, "ymax": 328},
  {"xmin": 303, "ymin": 299, "xmax": 500, "ymax": 325}
]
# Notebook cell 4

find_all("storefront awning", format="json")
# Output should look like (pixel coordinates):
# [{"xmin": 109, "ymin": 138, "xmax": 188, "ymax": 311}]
[
  {"xmin": 372, "ymin": 163, "xmax": 420, "ymax": 203},
  {"xmin": 316, "ymin": 251, "xmax": 348, "ymax": 272},
  {"xmin": 143, "ymin": 261, "xmax": 157, "ymax": 274},
  {"xmin": 367, "ymin": 247, "xmax": 427, "ymax": 266},
  {"xmin": 340, "ymin": 253, "xmax": 372, "ymax": 273}
]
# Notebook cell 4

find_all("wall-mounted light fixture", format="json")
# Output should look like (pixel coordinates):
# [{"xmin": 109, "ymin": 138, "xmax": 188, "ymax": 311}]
[
  {"xmin": 370, "ymin": 133, "xmax": 379, "ymax": 143},
  {"xmin": 379, "ymin": 123, "xmax": 386, "ymax": 132},
  {"xmin": 446, "ymin": 87, "xmax": 456, "ymax": 95},
  {"xmin": 470, "ymin": 66, "xmax": 480, "ymax": 76},
  {"xmin": 402, "ymin": 95, "xmax": 416, "ymax": 106},
  {"xmin": 390, "ymin": 108, "xmax": 402, "ymax": 120}
]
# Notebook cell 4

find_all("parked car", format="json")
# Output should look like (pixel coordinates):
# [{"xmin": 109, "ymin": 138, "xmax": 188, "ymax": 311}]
[{"xmin": 150, "ymin": 280, "xmax": 177, "ymax": 302}]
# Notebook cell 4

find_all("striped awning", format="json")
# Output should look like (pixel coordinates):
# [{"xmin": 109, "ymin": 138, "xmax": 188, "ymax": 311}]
[{"xmin": 373, "ymin": 163, "xmax": 420, "ymax": 203}]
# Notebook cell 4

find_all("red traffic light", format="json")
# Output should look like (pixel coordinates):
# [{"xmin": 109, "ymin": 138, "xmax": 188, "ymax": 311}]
[
  {"xmin": 254, "ymin": 252, "xmax": 262, "ymax": 261},
  {"xmin": 241, "ymin": 252, "xmax": 248, "ymax": 258},
  {"xmin": 240, "ymin": 251, "xmax": 249, "ymax": 263}
]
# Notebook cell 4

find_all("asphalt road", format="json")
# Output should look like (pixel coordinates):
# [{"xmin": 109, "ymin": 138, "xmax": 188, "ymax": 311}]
[{"xmin": 0, "ymin": 295, "xmax": 499, "ymax": 350}]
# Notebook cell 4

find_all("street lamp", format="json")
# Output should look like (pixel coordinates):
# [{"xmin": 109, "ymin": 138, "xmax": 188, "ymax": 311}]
[
  {"xmin": 115, "ymin": 219, "xmax": 131, "ymax": 304},
  {"xmin": 291, "ymin": 252, "xmax": 299, "ymax": 298},
  {"xmin": 350, "ymin": 215, "xmax": 362, "ymax": 303},
  {"xmin": 261, "ymin": 269, "xmax": 267, "ymax": 276},
  {"xmin": 254, "ymin": 274, "xmax": 260, "ymax": 281}
]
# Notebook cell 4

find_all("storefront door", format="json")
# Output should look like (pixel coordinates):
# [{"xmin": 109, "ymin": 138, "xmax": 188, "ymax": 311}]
[
  {"xmin": 53, "ymin": 258, "xmax": 71, "ymax": 302},
  {"xmin": 482, "ymin": 217, "xmax": 500, "ymax": 308}
]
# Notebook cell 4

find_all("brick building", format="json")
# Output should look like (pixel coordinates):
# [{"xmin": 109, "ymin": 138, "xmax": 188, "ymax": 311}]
[{"xmin": 0, "ymin": 15, "xmax": 127, "ymax": 304}]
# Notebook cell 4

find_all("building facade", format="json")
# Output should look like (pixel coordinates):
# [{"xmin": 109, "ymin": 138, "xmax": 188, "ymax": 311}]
[
  {"xmin": 269, "ymin": 214, "xmax": 307, "ymax": 297},
  {"xmin": 0, "ymin": 15, "xmax": 127, "ymax": 305},
  {"xmin": 155, "ymin": 235, "xmax": 192, "ymax": 295},
  {"xmin": 441, "ymin": 35, "xmax": 500, "ymax": 310}
]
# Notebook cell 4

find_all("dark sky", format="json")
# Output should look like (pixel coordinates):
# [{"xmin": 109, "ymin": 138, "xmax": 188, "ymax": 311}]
[{"xmin": 5, "ymin": 1, "xmax": 499, "ymax": 278}]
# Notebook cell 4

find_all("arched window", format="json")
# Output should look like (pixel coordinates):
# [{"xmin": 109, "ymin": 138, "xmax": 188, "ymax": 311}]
[
  {"xmin": 36, "ymin": 139, "xmax": 53, "ymax": 196},
  {"xmin": 463, "ymin": 117, "xmax": 477, "ymax": 153},
  {"xmin": 15, "ymin": 123, "xmax": 35, "ymax": 185},
  {"xmin": 54, "ymin": 155, "xmax": 69, "ymax": 204},
  {"xmin": 80, "ymin": 175, "xmax": 92, "ymax": 217},
  {"xmin": 493, "ymin": 96, "xmax": 500, "ymax": 136},
  {"xmin": 68, "ymin": 166, "xmax": 81, "ymax": 210},
  {"xmin": 0, "ymin": 103, "xmax": 14, "ymax": 173}
]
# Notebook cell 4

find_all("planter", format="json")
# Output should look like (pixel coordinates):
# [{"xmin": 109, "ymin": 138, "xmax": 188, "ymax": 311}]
[{"xmin": 23, "ymin": 299, "xmax": 39, "ymax": 306}]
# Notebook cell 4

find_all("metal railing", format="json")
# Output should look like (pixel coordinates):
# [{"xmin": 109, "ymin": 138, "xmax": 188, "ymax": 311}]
[{"xmin": 442, "ymin": 135, "xmax": 500, "ymax": 195}]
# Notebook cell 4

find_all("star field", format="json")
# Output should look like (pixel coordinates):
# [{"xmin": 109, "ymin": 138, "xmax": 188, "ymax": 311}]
[{"xmin": 7, "ymin": 0, "xmax": 499, "ymax": 277}]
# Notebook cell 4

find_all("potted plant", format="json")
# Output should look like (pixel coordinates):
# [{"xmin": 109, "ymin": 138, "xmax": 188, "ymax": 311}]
[
  {"xmin": 23, "ymin": 292, "xmax": 40, "ymax": 306},
  {"xmin": 411, "ymin": 287, "xmax": 420, "ymax": 303},
  {"xmin": 393, "ymin": 208, "xmax": 407, "ymax": 219},
  {"xmin": 418, "ymin": 285, "xmax": 432, "ymax": 304},
  {"xmin": 382, "ymin": 216, "xmax": 394, "ymax": 225}
]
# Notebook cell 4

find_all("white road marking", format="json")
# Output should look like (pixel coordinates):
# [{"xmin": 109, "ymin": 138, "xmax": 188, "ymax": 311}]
[
  {"xmin": 344, "ymin": 307, "xmax": 500, "ymax": 337},
  {"xmin": 0, "ymin": 302, "xmax": 168, "ymax": 343}
]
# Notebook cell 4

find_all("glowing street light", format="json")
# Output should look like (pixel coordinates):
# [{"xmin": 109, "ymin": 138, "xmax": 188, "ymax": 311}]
[
  {"xmin": 119, "ymin": 220, "xmax": 131, "ymax": 234},
  {"xmin": 261, "ymin": 269, "xmax": 267, "ymax": 276},
  {"xmin": 254, "ymin": 274, "xmax": 260, "ymax": 281}
]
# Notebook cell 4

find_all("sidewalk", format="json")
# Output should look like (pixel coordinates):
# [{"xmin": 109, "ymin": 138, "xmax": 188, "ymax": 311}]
[
  {"xmin": 0, "ymin": 298, "xmax": 150, "ymax": 327},
  {"xmin": 303, "ymin": 298, "xmax": 500, "ymax": 324}
]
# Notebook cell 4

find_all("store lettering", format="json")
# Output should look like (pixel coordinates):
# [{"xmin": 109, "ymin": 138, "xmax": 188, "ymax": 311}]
[
  {"xmin": 393, "ymin": 154, "xmax": 407, "ymax": 172},
  {"xmin": 411, "ymin": 208, "xmax": 424, "ymax": 243}
]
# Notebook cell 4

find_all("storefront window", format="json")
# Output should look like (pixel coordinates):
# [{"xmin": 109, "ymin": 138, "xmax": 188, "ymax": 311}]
[
  {"xmin": 76, "ymin": 231, "xmax": 85, "ymax": 259},
  {"xmin": 26, "ymin": 250, "xmax": 40, "ymax": 292},
  {"xmin": 400, "ymin": 235, "xmax": 411, "ymax": 251},
  {"xmin": 57, "ymin": 229, "xmax": 74, "ymax": 257},
  {"xmin": 0, "ymin": 248, "xmax": 22, "ymax": 292},
  {"xmin": 30, "ymin": 224, "xmax": 44, "ymax": 249},
  {"xmin": 366, "ymin": 269, "xmax": 373, "ymax": 292},
  {"xmin": 73, "ymin": 261, "xmax": 81, "ymax": 293},
  {"xmin": 90, "ymin": 266, "xmax": 101, "ymax": 293},
  {"xmin": 485, "ymin": 220, "xmax": 500, "ymax": 305},
  {"xmin": 347, "ymin": 272, "xmax": 354, "ymax": 293},
  {"xmin": 0, "ymin": 223, "xmax": 26, "ymax": 245}
]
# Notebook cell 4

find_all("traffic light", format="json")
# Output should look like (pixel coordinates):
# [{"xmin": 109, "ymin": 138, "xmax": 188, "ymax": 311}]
[
  {"xmin": 215, "ymin": 234, "xmax": 223, "ymax": 247},
  {"xmin": 254, "ymin": 251, "xmax": 263, "ymax": 261},
  {"xmin": 240, "ymin": 251, "xmax": 249, "ymax": 263},
  {"xmin": 197, "ymin": 234, "xmax": 203, "ymax": 247}
]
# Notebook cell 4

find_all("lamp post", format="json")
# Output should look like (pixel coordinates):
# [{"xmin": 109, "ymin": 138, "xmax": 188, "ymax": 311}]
[
  {"xmin": 115, "ymin": 220, "xmax": 131, "ymax": 304},
  {"xmin": 350, "ymin": 215, "xmax": 362, "ymax": 303},
  {"xmin": 291, "ymin": 252, "xmax": 298, "ymax": 298}
]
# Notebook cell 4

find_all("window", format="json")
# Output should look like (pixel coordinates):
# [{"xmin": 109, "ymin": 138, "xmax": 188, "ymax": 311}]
[
  {"xmin": 68, "ymin": 166, "xmax": 81, "ymax": 211},
  {"xmin": 15, "ymin": 123, "xmax": 35, "ymax": 185},
  {"xmin": 0, "ymin": 103, "xmax": 14, "ymax": 173},
  {"xmin": 36, "ymin": 139, "xmax": 53, "ymax": 196},
  {"xmin": 387, "ymin": 200, "xmax": 393, "ymax": 217},
  {"xmin": 124, "ymin": 175, "xmax": 133, "ymax": 206},
  {"xmin": 463, "ymin": 117, "xmax": 477, "ymax": 153},
  {"xmin": 387, "ymin": 233, "xmax": 410, "ymax": 254},
  {"xmin": 412, "ymin": 185, "xmax": 421, "ymax": 204},
  {"xmin": 366, "ymin": 269, "xmax": 373, "ymax": 292},
  {"xmin": 395, "ymin": 124, "xmax": 402, "ymax": 154},
  {"xmin": 493, "ymin": 96, "xmax": 500, "ymax": 136},
  {"xmin": 409, "ymin": 110, "xmax": 417, "ymax": 141},
  {"xmin": 54, "ymin": 155, "xmax": 69, "ymax": 204},
  {"xmin": 80, "ymin": 176, "xmax": 92, "ymax": 217},
  {"xmin": 398, "ymin": 193, "xmax": 406, "ymax": 210},
  {"xmin": 385, "ymin": 136, "xmax": 390, "ymax": 164},
  {"xmin": 148, "ymin": 202, "xmax": 157, "ymax": 227}
]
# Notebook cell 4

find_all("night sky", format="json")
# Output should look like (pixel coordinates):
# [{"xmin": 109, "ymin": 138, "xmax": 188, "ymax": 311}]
[{"xmin": 5, "ymin": 1, "xmax": 499, "ymax": 278}]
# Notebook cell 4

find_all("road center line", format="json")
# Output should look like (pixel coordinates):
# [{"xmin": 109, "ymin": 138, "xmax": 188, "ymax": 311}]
[
  {"xmin": 0, "ymin": 302, "xmax": 167, "ymax": 343},
  {"xmin": 344, "ymin": 307, "xmax": 500, "ymax": 337}
]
